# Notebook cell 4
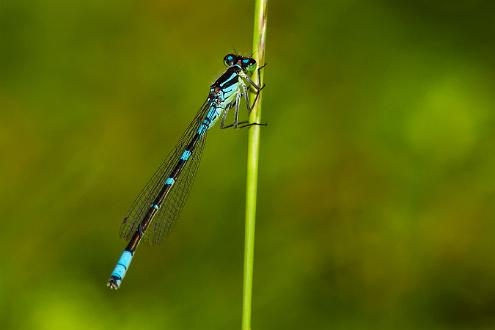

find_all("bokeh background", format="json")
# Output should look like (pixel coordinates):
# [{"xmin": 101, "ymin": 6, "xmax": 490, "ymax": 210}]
[{"xmin": 1, "ymin": 0, "xmax": 495, "ymax": 329}]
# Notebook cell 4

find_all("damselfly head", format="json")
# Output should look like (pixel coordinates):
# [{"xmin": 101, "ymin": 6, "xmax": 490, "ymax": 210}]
[
  {"xmin": 223, "ymin": 54, "xmax": 237, "ymax": 67},
  {"xmin": 224, "ymin": 54, "xmax": 257, "ymax": 72}
]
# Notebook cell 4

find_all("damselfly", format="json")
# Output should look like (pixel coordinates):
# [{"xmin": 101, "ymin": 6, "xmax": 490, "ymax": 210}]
[{"xmin": 107, "ymin": 54, "xmax": 265, "ymax": 289}]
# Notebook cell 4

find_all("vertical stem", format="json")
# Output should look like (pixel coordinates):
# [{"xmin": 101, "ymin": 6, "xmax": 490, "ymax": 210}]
[{"xmin": 242, "ymin": 1, "xmax": 267, "ymax": 330}]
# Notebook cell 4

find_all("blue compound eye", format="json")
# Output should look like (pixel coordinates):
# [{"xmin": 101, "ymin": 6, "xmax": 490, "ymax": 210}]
[
  {"xmin": 241, "ymin": 57, "xmax": 257, "ymax": 72},
  {"xmin": 223, "ymin": 54, "xmax": 236, "ymax": 67}
]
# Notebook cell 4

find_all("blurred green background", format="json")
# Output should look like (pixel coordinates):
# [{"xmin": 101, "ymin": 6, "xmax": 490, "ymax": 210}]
[{"xmin": 1, "ymin": 0, "xmax": 495, "ymax": 329}]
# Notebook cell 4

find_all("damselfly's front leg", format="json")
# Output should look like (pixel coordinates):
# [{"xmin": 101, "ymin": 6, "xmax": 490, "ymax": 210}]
[{"xmin": 243, "ymin": 64, "xmax": 266, "ymax": 111}]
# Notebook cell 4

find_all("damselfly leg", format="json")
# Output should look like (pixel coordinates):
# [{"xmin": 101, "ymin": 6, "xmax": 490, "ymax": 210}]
[{"xmin": 220, "ymin": 64, "xmax": 267, "ymax": 129}]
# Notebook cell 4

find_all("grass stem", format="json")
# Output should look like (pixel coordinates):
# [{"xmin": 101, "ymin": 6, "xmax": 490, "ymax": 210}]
[{"xmin": 242, "ymin": 1, "xmax": 267, "ymax": 329}]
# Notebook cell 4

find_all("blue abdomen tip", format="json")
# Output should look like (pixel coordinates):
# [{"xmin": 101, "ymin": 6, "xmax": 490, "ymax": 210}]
[{"xmin": 111, "ymin": 250, "xmax": 133, "ymax": 279}]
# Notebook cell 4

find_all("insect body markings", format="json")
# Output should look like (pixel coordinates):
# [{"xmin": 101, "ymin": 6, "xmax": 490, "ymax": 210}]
[{"xmin": 107, "ymin": 54, "xmax": 265, "ymax": 290}]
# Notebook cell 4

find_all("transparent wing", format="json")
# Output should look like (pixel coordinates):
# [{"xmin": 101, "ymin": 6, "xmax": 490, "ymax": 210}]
[
  {"xmin": 149, "ymin": 133, "xmax": 206, "ymax": 244},
  {"xmin": 119, "ymin": 100, "xmax": 210, "ymax": 245}
]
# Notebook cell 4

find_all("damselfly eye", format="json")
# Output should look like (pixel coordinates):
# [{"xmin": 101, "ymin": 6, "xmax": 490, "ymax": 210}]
[
  {"xmin": 241, "ymin": 58, "xmax": 257, "ymax": 72},
  {"xmin": 223, "ymin": 54, "xmax": 236, "ymax": 67}
]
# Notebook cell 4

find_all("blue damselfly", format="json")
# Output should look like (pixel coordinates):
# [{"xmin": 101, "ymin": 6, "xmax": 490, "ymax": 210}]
[{"xmin": 107, "ymin": 54, "xmax": 265, "ymax": 289}]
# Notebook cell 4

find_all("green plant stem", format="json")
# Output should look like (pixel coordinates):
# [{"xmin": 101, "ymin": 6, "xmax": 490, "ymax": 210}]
[{"xmin": 242, "ymin": 1, "xmax": 267, "ymax": 330}]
